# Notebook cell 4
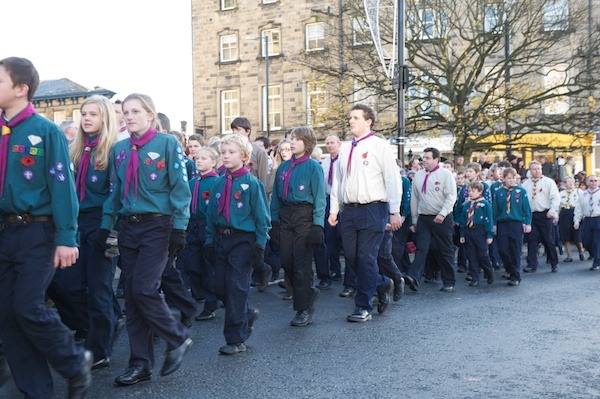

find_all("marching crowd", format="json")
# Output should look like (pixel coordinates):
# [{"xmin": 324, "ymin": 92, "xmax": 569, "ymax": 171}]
[{"xmin": 0, "ymin": 56, "xmax": 599, "ymax": 399}]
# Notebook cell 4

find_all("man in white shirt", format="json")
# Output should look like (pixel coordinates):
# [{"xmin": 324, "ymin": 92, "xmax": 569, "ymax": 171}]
[
  {"xmin": 328, "ymin": 104, "xmax": 401, "ymax": 322},
  {"xmin": 521, "ymin": 161, "xmax": 560, "ymax": 273},
  {"xmin": 574, "ymin": 175, "xmax": 600, "ymax": 270},
  {"xmin": 404, "ymin": 147, "xmax": 457, "ymax": 292}
]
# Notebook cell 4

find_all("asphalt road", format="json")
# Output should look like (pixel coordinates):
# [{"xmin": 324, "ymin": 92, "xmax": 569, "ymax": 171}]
[{"xmin": 2, "ymin": 257, "xmax": 600, "ymax": 399}]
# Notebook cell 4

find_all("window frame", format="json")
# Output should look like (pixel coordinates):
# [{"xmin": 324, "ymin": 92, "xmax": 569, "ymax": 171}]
[
  {"xmin": 305, "ymin": 22, "xmax": 325, "ymax": 51},
  {"xmin": 262, "ymin": 84, "xmax": 282, "ymax": 131},
  {"xmin": 220, "ymin": 89, "xmax": 240, "ymax": 134},
  {"xmin": 219, "ymin": 34, "xmax": 239, "ymax": 62}
]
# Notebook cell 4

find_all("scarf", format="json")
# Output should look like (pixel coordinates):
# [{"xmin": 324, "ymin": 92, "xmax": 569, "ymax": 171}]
[
  {"xmin": 504, "ymin": 185, "xmax": 515, "ymax": 214},
  {"xmin": 347, "ymin": 131, "xmax": 374, "ymax": 175},
  {"xmin": 218, "ymin": 166, "xmax": 250, "ymax": 222},
  {"xmin": 283, "ymin": 154, "xmax": 310, "ymax": 200},
  {"xmin": 75, "ymin": 135, "xmax": 99, "ymax": 202},
  {"xmin": 421, "ymin": 164, "xmax": 440, "ymax": 193},
  {"xmin": 0, "ymin": 103, "xmax": 36, "ymax": 196},
  {"xmin": 124, "ymin": 127, "xmax": 158, "ymax": 201},
  {"xmin": 191, "ymin": 171, "xmax": 218, "ymax": 214},
  {"xmin": 327, "ymin": 154, "xmax": 338, "ymax": 186},
  {"xmin": 467, "ymin": 196, "xmax": 482, "ymax": 227}
]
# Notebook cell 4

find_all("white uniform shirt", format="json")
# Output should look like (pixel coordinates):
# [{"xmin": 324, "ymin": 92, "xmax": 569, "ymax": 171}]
[
  {"xmin": 559, "ymin": 189, "xmax": 579, "ymax": 210},
  {"xmin": 330, "ymin": 133, "xmax": 401, "ymax": 215},
  {"xmin": 410, "ymin": 165, "xmax": 457, "ymax": 224},
  {"xmin": 521, "ymin": 176, "xmax": 560, "ymax": 215},
  {"xmin": 321, "ymin": 154, "xmax": 338, "ymax": 196},
  {"xmin": 574, "ymin": 188, "xmax": 600, "ymax": 224}
]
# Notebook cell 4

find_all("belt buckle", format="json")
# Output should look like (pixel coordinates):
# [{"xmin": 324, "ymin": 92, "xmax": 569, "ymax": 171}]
[
  {"xmin": 130, "ymin": 215, "xmax": 140, "ymax": 223},
  {"xmin": 223, "ymin": 228, "xmax": 231, "ymax": 235}
]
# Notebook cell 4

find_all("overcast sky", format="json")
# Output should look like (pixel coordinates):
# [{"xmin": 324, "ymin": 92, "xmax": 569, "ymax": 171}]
[{"xmin": 2, "ymin": 0, "xmax": 194, "ymax": 132}]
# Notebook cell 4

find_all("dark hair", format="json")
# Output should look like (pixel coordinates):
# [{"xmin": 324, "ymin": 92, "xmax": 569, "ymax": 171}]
[
  {"xmin": 498, "ymin": 160, "xmax": 511, "ymax": 168},
  {"xmin": 230, "ymin": 117, "xmax": 251, "ymax": 133},
  {"xmin": 423, "ymin": 147, "xmax": 440, "ymax": 160},
  {"xmin": 468, "ymin": 181, "xmax": 484, "ymax": 192},
  {"xmin": 157, "ymin": 112, "xmax": 170, "ymax": 132},
  {"xmin": 351, "ymin": 104, "xmax": 376, "ymax": 130},
  {"xmin": 289, "ymin": 126, "xmax": 317, "ymax": 155},
  {"xmin": 188, "ymin": 133, "xmax": 205, "ymax": 146},
  {"xmin": 0, "ymin": 57, "xmax": 40, "ymax": 101},
  {"xmin": 255, "ymin": 136, "xmax": 270, "ymax": 149}
]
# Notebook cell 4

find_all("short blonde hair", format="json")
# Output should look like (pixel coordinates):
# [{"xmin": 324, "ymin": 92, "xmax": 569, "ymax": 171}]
[{"xmin": 220, "ymin": 134, "xmax": 253, "ymax": 161}]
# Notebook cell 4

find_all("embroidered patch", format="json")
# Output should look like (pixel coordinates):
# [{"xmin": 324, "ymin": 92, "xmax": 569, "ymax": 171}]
[
  {"xmin": 21, "ymin": 156, "xmax": 35, "ymax": 167},
  {"xmin": 28, "ymin": 135, "xmax": 42, "ymax": 146},
  {"xmin": 215, "ymin": 193, "xmax": 221, "ymax": 199},
  {"xmin": 23, "ymin": 169, "xmax": 34, "ymax": 180},
  {"xmin": 174, "ymin": 162, "xmax": 180, "ymax": 169},
  {"xmin": 157, "ymin": 160, "xmax": 165, "ymax": 170},
  {"xmin": 363, "ymin": 160, "xmax": 369, "ymax": 166},
  {"xmin": 362, "ymin": 152, "xmax": 368, "ymax": 159},
  {"xmin": 149, "ymin": 173, "xmax": 158, "ymax": 181},
  {"xmin": 435, "ymin": 187, "xmax": 440, "ymax": 191},
  {"xmin": 49, "ymin": 167, "xmax": 56, "ymax": 175},
  {"xmin": 148, "ymin": 151, "xmax": 160, "ymax": 160},
  {"xmin": 299, "ymin": 185, "xmax": 305, "ymax": 191},
  {"xmin": 11, "ymin": 145, "xmax": 44, "ymax": 156},
  {"xmin": 176, "ymin": 147, "xmax": 182, "ymax": 154},
  {"xmin": 90, "ymin": 175, "xmax": 98, "ymax": 183},
  {"xmin": 183, "ymin": 175, "xmax": 188, "ymax": 182},
  {"xmin": 56, "ymin": 173, "xmax": 66, "ymax": 182},
  {"xmin": 240, "ymin": 183, "xmax": 249, "ymax": 190},
  {"xmin": 177, "ymin": 154, "xmax": 184, "ymax": 161},
  {"xmin": 202, "ymin": 191, "xmax": 210, "ymax": 199},
  {"xmin": 234, "ymin": 191, "xmax": 242, "ymax": 200},
  {"xmin": 237, "ymin": 202, "xmax": 243, "ymax": 208},
  {"xmin": 56, "ymin": 162, "xmax": 64, "ymax": 171}
]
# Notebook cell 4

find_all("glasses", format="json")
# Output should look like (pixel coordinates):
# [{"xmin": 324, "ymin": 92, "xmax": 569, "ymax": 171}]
[
  {"xmin": 279, "ymin": 148, "xmax": 291, "ymax": 152},
  {"xmin": 589, "ymin": 179, "xmax": 598, "ymax": 182}
]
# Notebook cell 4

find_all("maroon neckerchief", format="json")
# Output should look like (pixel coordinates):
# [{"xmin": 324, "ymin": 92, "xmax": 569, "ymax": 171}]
[
  {"xmin": 191, "ymin": 171, "xmax": 218, "ymax": 214},
  {"xmin": 421, "ymin": 164, "xmax": 440, "ymax": 193},
  {"xmin": 283, "ymin": 154, "xmax": 310, "ymax": 200},
  {"xmin": 217, "ymin": 164, "xmax": 226, "ymax": 175},
  {"xmin": 327, "ymin": 154, "xmax": 338, "ymax": 186},
  {"xmin": 75, "ymin": 135, "xmax": 99, "ymax": 202},
  {"xmin": 347, "ymin": 131, "xmax": 374, "ymax": 175},
  {"xmin": 124, "ymin": 127, "xmax": 158, "ymax": 201},
  {"xmin": 0, "ymin": 103, "xmax": 36, "ymax": 197},
  {"xmin": 218, "ymin": 166, "xmax": 250, "ymax": 222}
]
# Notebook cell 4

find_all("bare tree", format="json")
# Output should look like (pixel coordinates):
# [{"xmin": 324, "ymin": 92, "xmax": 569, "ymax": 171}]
[{"xmin": 295, "ymin": 0, "xmax": 600, "ymax": 156}]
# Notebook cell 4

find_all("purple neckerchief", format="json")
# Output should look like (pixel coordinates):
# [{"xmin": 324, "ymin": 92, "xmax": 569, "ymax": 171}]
[
  {"xmin": 328, "ymin": 154, "xmax": 338, "ymax": 186},
  {"xmin": 124, "ymin": 127, "xmax": 158, "ymax": 201},
  {"xmin": 421, "ymin": 164, "xmax": 440, "ymax": 193},
  {"xmin": 283, "ymin": 154, "xmax": 310, "ymax": 200},
  {"xmin": 218, "ymin": 166, "xmax": 250, "ymax": 222},
  {"xmin": 217, "ymin": 164, "xmax": 226, "ymax": 175},
  {"xmin": 75, "ymin": 135, "xmax": 99, "ymax": 202},
  {"xmin": 0, "ymin": 103, "xmax": 36, "ymax": 196},
  {"xmin": 191, "ymin": 171, "xmax": 218, "ymax": 214},
  {"xmin": 347, "ymin": 131, "xmax": 374, "ymax": 175}
]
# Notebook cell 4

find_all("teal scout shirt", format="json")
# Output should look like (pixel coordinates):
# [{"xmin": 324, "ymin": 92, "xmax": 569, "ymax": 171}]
[
  {"xmin": 101, "ymin": 132, "xmax": 191, "ymax": 230},
  {"xmin": 205, "ymin": 173, "xmax": 271, "ymax": 248},
  {"xmin": 459, "ymin": 198, "xmax": 494, "ymax": 239},
  {"xmin": 0, "ymin": 114, "xmax": 78, "ymax": 246},
  {"xmin": 189, "ymin": 174, "xmax": 218, "ymax": 221},
  {"xmin": 270, "ymin": 158, "xmax": 326, "ymax": 227},
  {"xmin": 492, "ymin": 185, "xmax": 532, "ymax": 225},
  {"xmin": 400, "ymin": 175, "xmax": 412, "ymax": 223},
  {"xmin": 78, "ymin": 146, "xmax": 111, "ymax": 211}
]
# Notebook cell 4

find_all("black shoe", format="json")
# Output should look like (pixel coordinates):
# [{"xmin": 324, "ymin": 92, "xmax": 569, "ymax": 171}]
[
  {"xmin": 180, "ymin": 314, "xmax": 193, "ymax": 329},
  {"xmin": 161, "ymin": 338, "xmax": 193, "ymax": 376},
  {"xmin": 523, "ymin": 267, "xmax": 536, "ymax": 273},
  {"xmin": 219, "ymin": 343, "xmax": 246, "ymax": 355},
  {"xmin": 258, "ymin": 269, "xmax": 272, "ymax": 293},
  {"xmin": 278, "ymin": 281, "xmax": 286, "ymax": 289},
  {"xmin": 247, "ymin": 309, "xmax": 259, "ymax": 339},
  {"xmin": 590, "ymin": 265, "xmax": 600, "ymax": 271},
  {"xmin": 468, "ymin": 281, "xmax": 479, "ymax": 287},
  {"xmin": 439, "ymin": 285, "xmax": 455, "ymax": 292},
  {"xmin": 68, "ymin": 350, "xmax": 92, "ymax": 399},
  {"xmin": 404, "ymin": 275, "xmax": 418, "ymax": 292},
  {"xmin": 493, "ymin": 263, "xmax": 501, "ymax": 270},
  {"xmin": 377, "ymin": 280, "xmax": 394, "ymax": 314},
  {"xmin": 579, "ymin": 252, "xmax": 585, "ymax": 261},
  {"xmin": 114, "ymin": 365, "xmax": 152, "ymax": 386},
  {"xmin": 465, "ymin": 275, "xmax": 473, "ymax": 282},
  {"xmin": 563, "ymin": 258, "xmax": 573, "ymax": 263},
  {"xmin": 339, "ymin": 287, "xmax": 356, "ymax": 298},
  {"xmin": 551, "ymin": 265, "xmax": 558, "ymax": 273},
  {"xmin": 91, "ymin": 356, "xmax": 110, "ymax": 370},
  {"xmin": 457, "ymin": 267, "xmax": 466, "ymax": 273},
  {"xmin": 331, "ymin": 273, "xmax": 342, "ymax": 281},
  {"xmin": 290, "ymin": 310, "xmax": 313, "ymax": 327},
  {"xmin": 316, "ymin": 280, "xmax": 332, "ymax": 290},
  {"xmin": 346, "ymin": 307, "xmax": 372, "ymax": 322},
  {"xmin": 195, "ymin": 310, "xmax": 216, "ymax": 321},
  {"xmin": 115, "ymin": 289, "xmax": 124, "ymax": 299},
  {"xmin": 393, "ymin": 277, "xmax": 405, "ymax": 301},
  {"xmin": 507, "ymin": 280, "xmax": 520, "ymax": 286},
  {"xmin": 486, "ymin": 270, "xmax": 494, "ymax": 285}
]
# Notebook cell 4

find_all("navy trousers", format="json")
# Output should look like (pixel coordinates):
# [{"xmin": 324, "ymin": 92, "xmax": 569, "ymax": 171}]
[
  {"xmin": 280, "ymin": 203, "xmax": 319, "ymax": 311},
  {"xmin": 214, "ymin": 230, "xmax": 255, "ymax": 345},
  {"xmin": 525, "ymin": 211, "xmax": 558, "ymax": 269},
  {"xmin": 0, "ymin": 221, "xmax": 86, "ymax": 399},
  {"xmin": 161, "ymin": 257, "xmax": 198, "ymax": 320},
  {"xmin": 48, "ymin": 208, "xmax": 116, "ymax": 361},
  {"xmin": 581, "ymin": 217, "xmax": 600, "ymax": 267},
  {"xmin": 407, "ymin": 214, "xmax": 456, "ymax": 287},
  {"xmin": 391, "ymin": 220, "xmax": 412, "ymax": 274},
  {"xmin": 119, "ymin": 216, "xmax": 188, "ymax": 369},
  {"xmin": 314, "ymin": 241, "xmax": 331, "ymax": 284},
  {"xmin": 464, "ymin": 226, "xmax": 493, "ymax": 283},
  {"xmin": 497, "ymin": 220, "xmax": 524, "ymax": 282},
  {"xmin": 324, "ymin": 197, "xmax": 342, "ymax": 277},
  {"xmin": 340, "ymin": 202, "xmax": 387, "ymax": 312},
  {"xmin": 378, "ymin": 230, "xmax": 403, "ymax": 289}
]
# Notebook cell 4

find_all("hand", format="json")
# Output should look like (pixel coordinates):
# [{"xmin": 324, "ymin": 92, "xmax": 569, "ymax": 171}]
[
  {"xmin": 54, "ymin": 246, "xmax": 79, "ymax": 269},
  {"xmin": 574, "ymin": 223, "xmax": 580, "ymax": 230},
  {"xmin": 389, "ymin": 214, "xmax": 401, "ymax": 231},
  {"xmin": 305, "ymin": 225, "xmax": 324, "ymax": 248},
  {"xmin": 459, "ymin": 237, "xmax": 465, "ymax": 244},
  {"xmin": 270, "ymin": 221, "xmax": 281, "ymax": 248},
  {"xmin": 94, "ymin": 228, "xmax": 111, "ymax": 250},
  {"xmin": 253, "ymin": 245, "xmax": 265, "ymax": 266},
  {"xmin": 486, "ymin": 238, "xmax": 493, "ymax": 245},
  {"xmin": 327, "ymin": 214, "xmax": 338, "ymax": 227},
  {"xmin": 410, "ymin": 225, "xmax": 416, "ymax": 233},
  {"xmin": 434, "ymin": 215, "xmax": 445, "ymax": 224},
  {"xmin": 523, "ymin": 225, "xmax": 532, "ymax": 233},
  {"xmin": 204, "ymin": 244, "xmax": 215, "ymax": 265},
  {"xmin": 169, "ymin": 229, "xmax": 186, "ymax": 255}
]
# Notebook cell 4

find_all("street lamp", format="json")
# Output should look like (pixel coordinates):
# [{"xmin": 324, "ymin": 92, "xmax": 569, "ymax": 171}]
[{"xmin": 262, "ymin": 34, "xmax": 271, "ymax": 139}]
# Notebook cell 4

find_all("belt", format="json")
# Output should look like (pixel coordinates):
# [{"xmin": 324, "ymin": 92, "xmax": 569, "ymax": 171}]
[
  {"xmin": 124, "ymin": 213, "xmax": 164, "ymax": 223},
  {"xmin": 217, "ymin": 226, "xmax": 246, "ymax": 236},
  {"xmin": 533, "ymin": 209, "xmax": 549, "ymax": 214},
  {"xmin": 345, "ymin": 201, "xmax": 386, "ymax": 207},
  {"xmin": 3, "ymin": 213, "xmax": 53, "ymax": 224}
]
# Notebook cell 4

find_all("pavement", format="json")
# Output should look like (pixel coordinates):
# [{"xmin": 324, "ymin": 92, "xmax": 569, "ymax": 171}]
[{"xmin": 2, "ymin": 256, "xmax": 600, "ymax": 399}]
